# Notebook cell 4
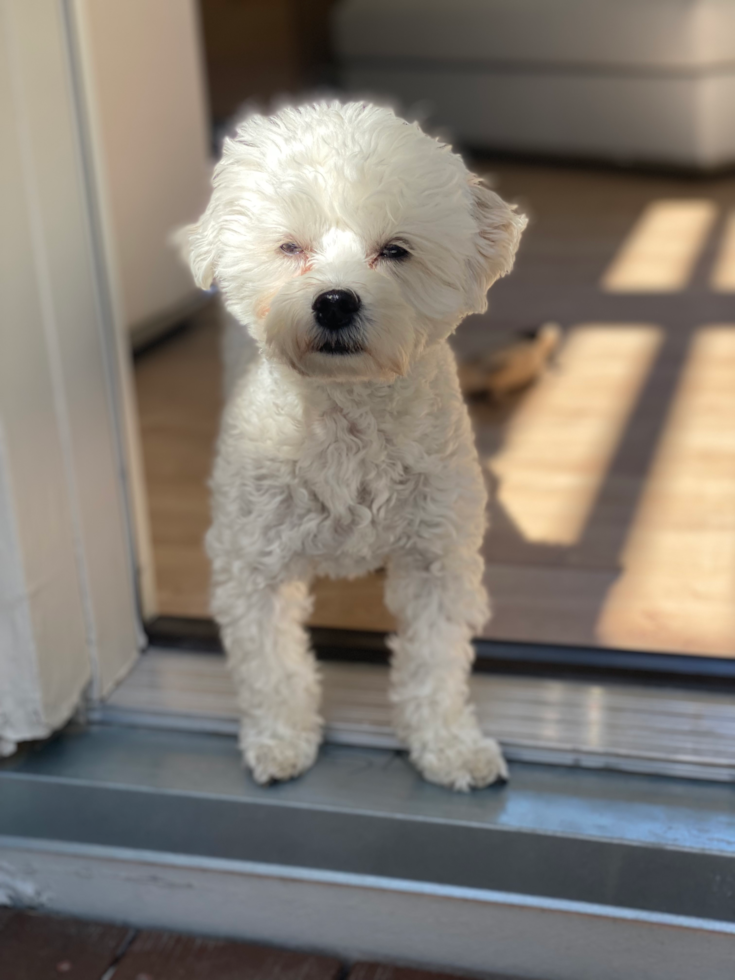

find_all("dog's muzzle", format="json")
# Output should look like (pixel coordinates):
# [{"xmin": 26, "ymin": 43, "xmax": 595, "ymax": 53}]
[{"xmin": 312, "ymin": 289, "xmax": 363, "ymax": 355}]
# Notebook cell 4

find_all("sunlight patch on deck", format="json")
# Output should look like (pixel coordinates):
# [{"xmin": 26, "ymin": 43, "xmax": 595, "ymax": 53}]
[
  {"xmin": 599, "ymin": 327, "xmax": 735, "ymax": 656},
  {"xmin": 488, "ymin": 325, "xmax": 662, "ymax": 546},
  {"xmin": 602, "ymin": 200, "xmax": 717, "ymax": 292}
]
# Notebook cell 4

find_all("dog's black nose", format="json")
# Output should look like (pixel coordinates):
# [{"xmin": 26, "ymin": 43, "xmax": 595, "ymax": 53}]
[{"xmin": 312, "ymin": 290, "xmax": 361, "ymax": 331}]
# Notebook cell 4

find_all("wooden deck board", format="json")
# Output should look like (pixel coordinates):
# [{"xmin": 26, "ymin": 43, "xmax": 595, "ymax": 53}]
[
  {"xmin": 0, "ymin": 912, "xmax": 129, "ymax": 980},
  {"xmin": 0, "ymin": 913, "xmax": 545, "ymax": 980},
  {"xmin": 134, "ymin": 162, "xmax": 735, "ymax": 656},
  {"xmin": 349, "ymin": 964, "xmax": 518, "ymax": 980},
  {"xmin": 111, "ymin": 929, "xmax": 341, "ymax": 980}
]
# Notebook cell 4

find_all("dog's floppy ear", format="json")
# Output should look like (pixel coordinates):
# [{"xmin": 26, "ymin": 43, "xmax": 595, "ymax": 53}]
[
  {"xmin": 174, "ymin": 204, "xmax": 219, "ymax": 290},
  {"xmin": 465, "ymin": 177, "xmax": 527, "ymax": 314}
]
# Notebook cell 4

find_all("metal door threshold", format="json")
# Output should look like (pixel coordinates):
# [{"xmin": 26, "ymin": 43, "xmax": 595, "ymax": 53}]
[
  {"xmin": 1, "ymin": 724, "xmax": 734, "ymax": 980},
  {"xmin": 95, "ymin": 648, "xmax": 735, "ymax": 782}
]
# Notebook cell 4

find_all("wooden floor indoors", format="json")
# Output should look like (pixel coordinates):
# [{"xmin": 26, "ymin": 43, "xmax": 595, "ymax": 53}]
[
  {"xmin": 0, "ymin": 910, "xmax": 519, "ymax": 980},
  {"xmin": 134, "ymin": 162, "xmax": 735, "ymax": 657}
]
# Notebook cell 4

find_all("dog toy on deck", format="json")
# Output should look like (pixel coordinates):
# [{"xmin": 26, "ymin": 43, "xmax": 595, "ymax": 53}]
[{"xmin": 458, "ymin": 323, "xmax": 561, "ymax": 400}]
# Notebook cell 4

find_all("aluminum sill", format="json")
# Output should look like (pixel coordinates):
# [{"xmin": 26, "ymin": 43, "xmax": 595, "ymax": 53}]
[
  {"xmin": 96, "ymin": 649, "xmax": 735, "ymax": 783},
  {"xmin": 1, "ymin": 725, "xmax": 733, "ymax": 921},
  {"xmin": 1, "ymin": 725, "xmax": 734, "ymax": 980}
]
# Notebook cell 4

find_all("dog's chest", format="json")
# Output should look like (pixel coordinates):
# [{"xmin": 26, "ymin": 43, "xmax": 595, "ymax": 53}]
[{"xmin": 292, "ymin": 406, "xmax": 419, "ymax": 560}]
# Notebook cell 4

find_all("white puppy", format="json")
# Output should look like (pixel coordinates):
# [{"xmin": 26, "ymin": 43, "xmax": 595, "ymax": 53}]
[{"xmin": 181, "ymin": 101, "xmax": 526, "ymax": 791}]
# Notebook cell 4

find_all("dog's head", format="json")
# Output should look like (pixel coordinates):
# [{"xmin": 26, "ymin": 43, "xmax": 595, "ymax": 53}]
[{"xmin": 180, "ymin": 102, "xmax": 526, "ymax": 382}]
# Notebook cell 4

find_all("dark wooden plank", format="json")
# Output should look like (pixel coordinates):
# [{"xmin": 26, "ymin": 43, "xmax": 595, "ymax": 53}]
[
  {"xmin": 113, "ymin": 930, "xmax": 342, "ymax": 980},
  {"xmin": 0, "ymin": 912, "xmax": 129, "ymax": 980},
  {"xmin": 0, "ymin": 907, "xmax": 15, "ymax": 933},
  {"xmin": 348, "ymin": 965, "xmax": 521, "ymax": 980}
]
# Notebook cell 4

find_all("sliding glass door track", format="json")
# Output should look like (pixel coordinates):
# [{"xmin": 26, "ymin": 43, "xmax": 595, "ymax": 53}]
[{"xmin": 146, "ymin": 616, "xmax": 735, "ymax": 687}]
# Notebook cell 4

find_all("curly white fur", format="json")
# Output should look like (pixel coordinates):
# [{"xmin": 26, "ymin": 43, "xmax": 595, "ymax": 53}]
[{"xmin": 180, "ymin": 101, "xmax": 526, "ymax": 790}]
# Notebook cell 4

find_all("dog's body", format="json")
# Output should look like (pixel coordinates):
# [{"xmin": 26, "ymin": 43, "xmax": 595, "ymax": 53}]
[{"xmin": 182, "ymin": 102, "xmax": 526, "ymax": 790}]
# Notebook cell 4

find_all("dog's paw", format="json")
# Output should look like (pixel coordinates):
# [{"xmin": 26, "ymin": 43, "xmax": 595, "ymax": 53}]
[
  {"xmin": 243, "ymin": 731, "xmax": 321, "ymax": 785},
  {"xmin": 410, "ymin": 733, "xmax": 508, "ymax": 792}
]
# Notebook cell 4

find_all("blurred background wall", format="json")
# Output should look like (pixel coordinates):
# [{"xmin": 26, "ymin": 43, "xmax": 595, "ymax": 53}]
[
  {"xmin": 75, "ymin": 0, "xmax": 212, "ymax": 348},
  {"xmin": 199, "ymin": 0, "xmax": 337, "ymax": 128}
]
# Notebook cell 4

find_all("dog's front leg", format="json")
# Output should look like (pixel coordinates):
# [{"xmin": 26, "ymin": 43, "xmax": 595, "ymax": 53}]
[
  {"xmin": 385, "ymin": 551, "xmax": 508, "ymax": 791},
  {"xmin": 214, "ymin": 576, "xmax": 323, "ymax": 785}
]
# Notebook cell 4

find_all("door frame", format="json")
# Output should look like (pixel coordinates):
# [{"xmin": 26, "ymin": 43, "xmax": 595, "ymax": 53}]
[{"xmin": 0, "ymin": 0, "xmax": 144, "ymax": 751}]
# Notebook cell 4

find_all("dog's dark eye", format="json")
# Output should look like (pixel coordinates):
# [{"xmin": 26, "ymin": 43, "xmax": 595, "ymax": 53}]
[
  {"xmin": 280, "ymin": 242, "xmax": 303, "ymax": 255},
  {"xmin": 379, "ymin": 243, "xmax": 410, "ymax": 261}
]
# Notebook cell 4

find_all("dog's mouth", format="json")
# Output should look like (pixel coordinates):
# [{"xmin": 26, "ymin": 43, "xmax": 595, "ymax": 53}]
[
  {"xmin": 313, "ymin": 325, "xmax": 365, "ymax": 356},
  {"xmin": 316, "ymin": 337, "xmax": 363, "ymax": 356}
]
